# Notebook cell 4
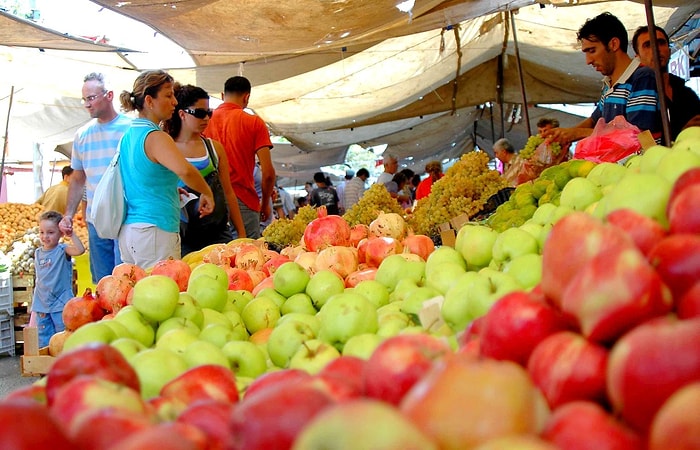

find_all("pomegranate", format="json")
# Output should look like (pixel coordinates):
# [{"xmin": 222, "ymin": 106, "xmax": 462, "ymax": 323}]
[
  {"xmin": 247, "ymin": 269, "xmax": 268, "ymax": 289},
  {"xmin": 363, "ymin": 236, "xmax": 404, "ymax": 268},
  {"xmin": 303, "ymin": 211, "xmax": 351, "ymax": 252},
  {"xmin": 151, "ymin": 258, "xmax": 192, "ymax": 291},
  {"xmin": 369, "ymin": 212, "xmax": 407, "ymax": 240},
  {"xmin": 345, "ymin": 267, "xmax": 378, "ymax": 288},
  {"xmin": 349, "ymin": 224, "xmax": 370, "ymax": 247},
  {"xmin": 262, "ymin": 255, "xmax": 292, "ymax": 276},
  {"xmin": 62, "ymin": 289, "xmax": 105, "ymax": 331},
  {"xmin": 234, "ymin": 243, "xmax": 266, "ymax": 271},
  {"xmin": 280, "ymin": 245, "xmax": 305, "ymax": 261},
  {"xmin": 112, "ymin": 263, "xmax": 147, "ymax": 284},
  {"xmin": 294, "ymin": 251, "xmax": 319, "ymax": 275},
  {"xmin": 402, "ymin": 234, "xmax": 435, "ymax": 261},
  {"xmin": 315, "ymin": 246, "xmax": 359, "ymax": 278},
  {"xmin": 95, "ymin": 275, "xmax": 134, "ymax": 314},
  {"xmin": 219, "ymin": 265, "xmax": 254, "ymax": 291}
]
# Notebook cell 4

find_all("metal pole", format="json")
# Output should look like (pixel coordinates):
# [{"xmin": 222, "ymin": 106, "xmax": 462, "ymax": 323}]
[
  {"xmin": 510, "ymin": 10, "xmax": 532, "ymax": 137},
  {"xmin": 0, "ymin": 86, "xmax": 15, "ymax": 199},
  {"xmin": 644, "ymin": 0, "xmax": 672, "ymax": 146}
]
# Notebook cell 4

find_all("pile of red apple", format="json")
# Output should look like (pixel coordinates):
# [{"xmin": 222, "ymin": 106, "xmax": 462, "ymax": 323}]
[{"xmin": 2, "ymin": 169, "xmax": 699, "ymax": 450}]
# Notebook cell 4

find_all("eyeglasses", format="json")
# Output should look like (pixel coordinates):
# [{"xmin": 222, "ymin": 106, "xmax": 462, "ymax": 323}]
[
  {"xmin": 183, "ymin": 108, "xmax": 214, "ymax": 119},
  {"xmin": 81, "ymin": 91, "xmax": 107, "ymax": 105}
]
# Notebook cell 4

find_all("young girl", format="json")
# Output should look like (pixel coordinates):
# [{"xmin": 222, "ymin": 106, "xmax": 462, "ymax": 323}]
[{"xmin": 33, "ymin": 210, "xmax": 85, "ymax": 347}]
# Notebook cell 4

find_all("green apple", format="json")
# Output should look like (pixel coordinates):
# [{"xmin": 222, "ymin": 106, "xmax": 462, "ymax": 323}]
[
  {"xmin": 227, "ymin": 289, "xmax": 254, "ymax": 314},
  {"xmin": 530, "ymin": 203, "xmax": 558, "ymax": 225},
  {"xmin": 130, "ymin": 347, "xmax": 189, "ymax": 399},
  {"xmin": 132, "ymin": 275, "xmax": 181, "ymax": 323},
  {"xmin": 182, "ymin": 340, "xmax": 230, "ymax": 369},
  {"xmin": 559, "ymin": 176, "xmax": 603, "ymax": 211},
  {"xmin": 62, "ymin": 321, "xmax": 118, "ymax": 352},
  {"xmin": 491, "ymin": 228, "xmax": 539, "ymax": 267},
  {"xmin": 187, "ymin": 273, "xmax": 228, "ymax": 312},
  {"xmin": 222, "ymin": 310, "xmax": 250, "ymax": 341},
  {"xmin": 113, "ymin": 305, "xmax": 156, "ymax": 347},
  {"xmin": 352, "ymin": 280, "xmax": 390, "ymax": 308},
  {"xmin": 318, "ymin": 292, "xmax": 378, "ymax": 351},
  {"xmin": 267, "ymin": 320, "xmax": 316, "ymax": 368},
  {"xmin": 389, "ymin": 278, "xmax": 420, "ymax": 304},
  {"xmin": 425, "ymin": 246, "xmax": 466, "ymax": 278},
  {"xmin": 375, "ymin": 254, "xmax": 425, "ymax": 291},
  {"xmin": 424, "ymin": 262, "xmax": 466, "ymax": 294},
  {"xmin": 156, "ymin": 328, "xmax": 200, "ymax": 355},
  {"xmin": 272, "ymin": 261, "xmax": 310, "ymax": 298},
  {"xmin": 342, "ymin": 333, "xmax": 384, "ymax": 359},
  {"xmin": 503, "ymin": 253, "xmax": 543, "ymax": 290},
  {"xmin": 454, "ymin": 224, "xmax": 498, "ymax": 270},
  {"xmin": 305, "ymin": 270, "xmax": 345, "ymax": 309},
  {"xmin": 586, "ymin": 161, "xmax": 628, "ymax": 187},
  {"xmin": 656, "ymin": 148, "xmax": 700, "ymax": 184},
  {"xmin": 240, "ymin": 296, "xmax": 281, "ymax": 334},
  {"xmin": 255, "ymin": 287, "xmax": 287, "ymax": 308},
  {"xmin": 401, "ymin": 286, "xmax": 441, "ymax": 325},
  {"xmin": 603, "ymin": 172, "xmax": 672, "ymax": 227},
  {"xmin": 518, "ymin": 222, "xmax": 544, "ymax": 251},
  {"xmin": 221, "ymin": 340, "xmax": 268, "ymax": 378},
  {"xmin": 289, "ymin": 339, "xmax": 341, "ymax": 374},
  {"xmin": 100, "ymin": 319, "xmax": 132, "ymax": 340},
  {"xmin": 441, "ymin": 271, "xmax": 484, "ymax": 332},
  {"xmin": 155, "ymin": 317, "xmax": 200, "ymax": 341},
  {"xmin": 277, "ymin": 312, "xmax": 321, "ymax": 335},
  {"xmin": 189, "ymin": 263, "xmax": 228, "ymax": 291},
  {"xmin": 280, "ymin": 292, "xmax": 317, "ymax": 315},
  {"xmin": 172, "ymin": 293, "xmax": 204, "ymax": 328},
  {"xmin": 377, "ymin": 311, "xmax": 411, "ymax": 337},
  {"xmin": 201, "ymin": 307, "xmax": 233, "ymax": 330},
  {"xmin": 549, "ymin": 205, "xmax": 574, "ymax": 225},
  {"xmin": 199, "ymin": 323, "xmax": 240, "ymax": 348},
  {"xmin": 673, "ymin": 127, "xmax": 700, "ymax": 155},
  {"xmin": 538, "ymin": 222, "xmax": 553, "ymax": 252},
  {"xmin": 110, "ymin": 337, "xmax": 146, "ymax": 362},
  {"xmin": 638, "ymin": 145, "xmax": 671, "ymax": 174}
]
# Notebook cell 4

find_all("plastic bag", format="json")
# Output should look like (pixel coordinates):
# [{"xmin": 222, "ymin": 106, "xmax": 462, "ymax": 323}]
[
  {"xmin": 574, "ymin": 116, "xmax": 642, "ymax": 163},
  {"xmin": 89, "ymin": 147, "xmax": 125, "ymax": 239}
]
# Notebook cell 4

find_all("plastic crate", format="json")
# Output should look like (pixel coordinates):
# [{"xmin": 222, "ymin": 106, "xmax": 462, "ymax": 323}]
[
  {"xmin": 0, "ymin": 272, "xmax": 11, "ymax": 312},
  {"xmin": 0, "ymin": 311, "xmax": 15, "ymax": 356}
]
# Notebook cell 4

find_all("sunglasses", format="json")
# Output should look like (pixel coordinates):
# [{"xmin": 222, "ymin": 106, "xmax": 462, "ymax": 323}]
[{"xmin": 183, "ymin": 108, "xmax": 214, "ymax": 119}]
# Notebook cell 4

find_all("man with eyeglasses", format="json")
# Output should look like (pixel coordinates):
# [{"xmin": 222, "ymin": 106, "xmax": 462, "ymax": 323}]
[
  {"xmin": 204, "ymin": 76, "xmax": 275, "ymax": 239},
  {"xmin": 59, "ymin": 72, "xmax": 132, "ymax": 283},
  {"xmin": 632, "ymin": 25, "xmax": 700, "ymax": 141}
]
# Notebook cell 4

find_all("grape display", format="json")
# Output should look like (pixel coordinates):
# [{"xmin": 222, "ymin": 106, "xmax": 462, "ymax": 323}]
[
  {"xmin": 343, "ymin": 183, "xmax": 405, "ymax": 227},
  {"xmin": 262, "ymin": 204, "xmax": 320, "ymax": 249}
]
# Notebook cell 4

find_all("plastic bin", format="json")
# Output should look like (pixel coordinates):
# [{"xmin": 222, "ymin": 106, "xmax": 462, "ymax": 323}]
[
  {"xmin": 0, "ymin": 272, "xmax": 11, "ymax": 312},
  {"xmin": 0, "ymin": 311, "xmax": 15, "ymax": 356}
]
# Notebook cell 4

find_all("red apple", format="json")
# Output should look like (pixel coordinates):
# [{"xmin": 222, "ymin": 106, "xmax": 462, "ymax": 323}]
[
  {"xmin": 607, "ymin": 316, "xmax": 700, "ymax": 434},
  {"xmin": 363, "ymin": 333, "xmax": 452, "ymax": 406},
  {"xmin": 668, "ymin": 184, "xmax": 700, "ymax": 234},
  {"xmin": 107, "ymin": 422, "xmax": 207, "ymax": 450},
  {"xmin": 606, "ymin": 208, "xmax": 668, "ymax": 256},
  {"xmin": 151, "ymin": 258, "xmax": 192, "ymax": 291},
  {"xmin": 561, "ymin": 246, "xmax": 673, "ymax": 344},
  {"xmin": 541, "ymin": 401, "xmax": 643, "ymax": 450},
  {"xmin": 479, "ymin": 291, "xmax": 570, "ymax": 367},
  {"xmin": 667, "ymin": 167, "xmax": 700, "ymax": 215},
  {"xmin": 541, "ymin": 212, "xmax": 634, "ymax": 309},
  {"xmin": 0, "ymin": 400, "xmax": 73, "ymax": 449},
  {"xmin": 400, "ymin": 358, "xmax": 550, "ymax": 449},
  {"xmin": 159, "ymin": 364, "xmax": 239, "ymax": 406},
  {"xmin": 677, "ymin": 282, "xmax": 700, "ymax": 319},
  {"xmin": 243, "ymin": 368, "xmax": 312, "ymax": 400},
  {"xmin": 45, "ymin": 343, "xmax": 140, "ymax": 406},
  {"xmin": 176, "ymin": 400, "xmax": 234, "ymax": 450},
  {"xmin": 70, "ymin": 408, "xmax": 153, "ymax": 450},
  {"xmin": 648, "ymin": 234, "xmax": 700, "ymax": 301},
  {"xmin": 649, "ymin": 382, "xmax": 700, "ymax": 450},
  {"xmin": 527, "ymin": 331, "xmax": 609, "ymax": 409},
  {"xmin": 344, "ymin": 267, "xmax": 377, "ymax": 288},
  {"xmin": 2, "ymin": 383, "xmax": 47, "ymax": 405},
  {"xmin": 314, "ymin": 355, "xmax": 367, "ymax": 401},
  {"xmin": 228, "ymin": 381, "xmax": 335, "ymax": 450}
]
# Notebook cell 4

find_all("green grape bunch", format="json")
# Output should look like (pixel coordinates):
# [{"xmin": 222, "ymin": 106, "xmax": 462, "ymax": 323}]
[
  {"xmin": 519, "ymin": 135, "xmax": 563, "ymax": 160},
  {"xmin": 343, "ymin": 183, "xmax": 405, "ymax": 227}
]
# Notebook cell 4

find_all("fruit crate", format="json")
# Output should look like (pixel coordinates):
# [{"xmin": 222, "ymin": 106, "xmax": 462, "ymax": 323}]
[
  {"xmin": 11, "ymin": 274, "xmax": 34, "ymax": 309},
  {"xmin": 20, "ymin": 326, "xmax": 54, "ymax": 377},
  {"xmin": 0, "ymin": 310, "xmax": 15, "ymax": 357},
  {"xmin": 0, "ymin": 271, "xmax": 11, "ymax": 313}
]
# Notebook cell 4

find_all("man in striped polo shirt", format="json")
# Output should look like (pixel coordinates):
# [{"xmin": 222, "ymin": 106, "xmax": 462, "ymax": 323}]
[
  {"xmin": 543, "ymin": 12, "xmax": 662, "ymax": 146},
  {"xmin": 59, "ymin": 72, "xmax": 132, "ymax": 283}
]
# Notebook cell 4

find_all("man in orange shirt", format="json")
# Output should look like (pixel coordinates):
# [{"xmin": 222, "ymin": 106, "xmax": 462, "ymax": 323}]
[{"xmin": 204, "ymin": 76, "xmax": 275, "ymax": 239}]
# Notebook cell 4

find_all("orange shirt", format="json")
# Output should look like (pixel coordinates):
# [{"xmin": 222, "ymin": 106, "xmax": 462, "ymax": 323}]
[
  {"xmin": 415, "ymin": 174, "xmax": 442, "ymax": 200},
  {"xmin": 204, "ymin": 103, "xmax": 273, "ymax": 211}
]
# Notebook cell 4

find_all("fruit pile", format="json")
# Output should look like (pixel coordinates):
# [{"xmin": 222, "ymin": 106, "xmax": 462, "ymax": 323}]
[
  {"xmin": 1, "ymin": 127, "xmax": 698, "ymax": 449},
  {"xmin": 408, "ymin": 151, "xmax": 507, "ymax": 236},
  {"xmin": 342, "ymin": 183, "xmax": 406, "ymax": 227},
  {"xmin": 0, "ymin": 202, "xmax": 43, "ymax": 252},
  {"xmin": 262, "ymin": 205, "xmax": 319, "ymax": 249}
]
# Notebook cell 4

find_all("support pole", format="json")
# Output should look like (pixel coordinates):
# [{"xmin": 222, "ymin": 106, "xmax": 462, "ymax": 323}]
[
  {"xmin": 644, "ymin": 0, "xmax": 672, "ymax": 146},
  {"xmin": 510, "ymin": 10, "xmax": 531, "ymax": 137},
  {"xmin": 0, "ymin": 86, "xmax": 15, "ymax": 199}
]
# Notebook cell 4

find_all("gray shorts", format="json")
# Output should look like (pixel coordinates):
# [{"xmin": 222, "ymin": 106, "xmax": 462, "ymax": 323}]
[{"xmin": 118, "ymin": 223, "xmax": 181, "ymax": 270}]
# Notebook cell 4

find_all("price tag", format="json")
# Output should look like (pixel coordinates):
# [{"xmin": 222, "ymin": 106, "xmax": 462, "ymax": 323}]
[{"xmin": 418, "ymin": 295, "xmax": 446, "ymax": 332}]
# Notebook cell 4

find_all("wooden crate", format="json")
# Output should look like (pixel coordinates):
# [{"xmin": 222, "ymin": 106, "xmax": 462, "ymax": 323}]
[
  {"xmin": 20, "ymin": 326, "xmax": 55, "ymax": 377},
  {"xmin": 12, "ymin": 275, "xmax": 34, "ymax": 308}
]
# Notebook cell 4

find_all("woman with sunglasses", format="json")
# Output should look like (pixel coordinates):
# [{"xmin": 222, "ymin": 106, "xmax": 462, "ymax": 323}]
[
  {"xmin": 165, "ymin": 83, "xmax": 246, "ymax": 255},
  {"xmin": 117, "ymin": 70, "xmax": 215, "ymax": 269}
]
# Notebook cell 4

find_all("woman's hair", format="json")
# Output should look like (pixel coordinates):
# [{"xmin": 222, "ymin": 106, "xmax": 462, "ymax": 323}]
[
  {"xmin": 391, "ymin": 172, "xmax": 407, "ymax": 186},
  {"xmin": 164, "ymin": 83, "xmax": 210, "ymax": 138},
  {"xmin": 39, "ymin": 210, "xmax": 63, "ymax": 225},
  {"xmin": 119, "ymin": 70, "xmax": 174, "ymax": 112}
]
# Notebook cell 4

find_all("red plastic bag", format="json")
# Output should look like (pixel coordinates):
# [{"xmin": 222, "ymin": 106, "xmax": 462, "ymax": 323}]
[{"xmin": 574, "ymin": 116, "xmax": 642, "ymax": 163}]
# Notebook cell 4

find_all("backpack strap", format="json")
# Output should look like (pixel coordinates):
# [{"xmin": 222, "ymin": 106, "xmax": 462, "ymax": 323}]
[{"xmin": 203, "ymin": 137, "xmax": 219, "ymax": 169}]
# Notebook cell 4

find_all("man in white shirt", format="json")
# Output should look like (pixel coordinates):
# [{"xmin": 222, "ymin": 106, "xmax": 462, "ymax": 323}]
[
  {"xmin": 375, "ymin": 153, "xmax": 399, "ymax": 185},
  {"xmin": 344, "ymin": 168, "xmax": 370, "ymax": 211}
]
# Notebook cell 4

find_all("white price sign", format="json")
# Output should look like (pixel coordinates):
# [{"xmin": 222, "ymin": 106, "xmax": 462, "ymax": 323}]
[{"xmin": 669, "ymin": 47, "xmax": 690, "ymax": 81}]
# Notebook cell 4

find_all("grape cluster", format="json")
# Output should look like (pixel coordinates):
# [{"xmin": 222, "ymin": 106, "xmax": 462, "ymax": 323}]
[
  {"xmin": 519, "ymin": 135, "xmax": 563, "ymax": 160},
  {"xmin": 343, "ymin": 183, "xmax": 405, "ymax": 227},
  {"xmin": 262, "ymin": 204, "xmax": 320, "ymax": 249},
  {"xmin": 408, "ymin": 151, "xmax": 507, "ymax": 236}
]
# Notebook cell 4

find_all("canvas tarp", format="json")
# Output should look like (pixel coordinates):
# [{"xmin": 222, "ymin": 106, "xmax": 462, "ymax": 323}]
[{"xmin": 2, "ymin": 0, "xmax": 699, "ymax": 182}]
